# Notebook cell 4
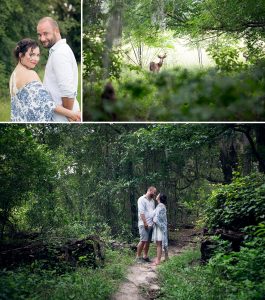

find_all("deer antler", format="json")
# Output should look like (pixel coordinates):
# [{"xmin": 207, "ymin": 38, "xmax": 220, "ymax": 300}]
[{"xmin": 158, "ymin": 53, "xmax": 167, "ymax": 59}]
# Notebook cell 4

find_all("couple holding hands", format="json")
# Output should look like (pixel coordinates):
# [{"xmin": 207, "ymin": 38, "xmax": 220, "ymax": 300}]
[
  {"xmin": 9, "ymin": 17, "xmax": 80, "ymax": 122},
  {"xmin": 136, "ymin": 186, "xmax": 168, "ymax": 266}
]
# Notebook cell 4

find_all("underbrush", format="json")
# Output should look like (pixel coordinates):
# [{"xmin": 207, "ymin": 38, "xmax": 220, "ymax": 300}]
[
  {"xmin": 0, "ymin": 248, "xmax": 134, "ymax": 300},
  {"xmin": 83, "ymin": 63, "xmax": 265, "ymax": 121},
  {"xmin": 158, "ymin": 237, "xmax": 265, "ymax": 299}
]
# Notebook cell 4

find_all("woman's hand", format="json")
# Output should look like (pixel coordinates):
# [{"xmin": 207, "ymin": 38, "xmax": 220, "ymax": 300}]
[{"xmin": 68, "ymin": 111, "xmax": 81, "ymax": 122}]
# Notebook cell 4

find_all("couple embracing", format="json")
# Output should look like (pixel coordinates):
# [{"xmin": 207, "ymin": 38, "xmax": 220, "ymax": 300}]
[
  {"xmin": 9, "ymin": 17, "xmax": 80, "ymax": 122},
  {"xmin": 136, "ymin": 186, "xmax": 168, "ymax": 266}
]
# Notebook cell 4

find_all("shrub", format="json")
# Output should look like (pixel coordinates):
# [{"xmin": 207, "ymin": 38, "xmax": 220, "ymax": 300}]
[
  {"xmin": 0, "ymin": 249, "xmax": 133, "ymax": 300},
  {"xmin": 205, "ymin": 173, "xmax": 265, "ymax": 230},
  {"xmin": 83, "ymin": 64, "xmax": 265, "ymax": 121}
]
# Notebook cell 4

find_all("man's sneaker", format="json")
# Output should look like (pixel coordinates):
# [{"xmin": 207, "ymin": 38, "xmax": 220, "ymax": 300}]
[{"xmin": 142, "ymin": 257, "xmax": 152, "ymax": 263}]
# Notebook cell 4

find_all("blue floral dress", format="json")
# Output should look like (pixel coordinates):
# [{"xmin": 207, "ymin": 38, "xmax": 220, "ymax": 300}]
[
  {"xmin": 152, "ymin": 203, "xmax": 168, "ymax": 249},
  {"xmin": 10, "ymin": 72, "xmax": 56, "ymax": 122}
]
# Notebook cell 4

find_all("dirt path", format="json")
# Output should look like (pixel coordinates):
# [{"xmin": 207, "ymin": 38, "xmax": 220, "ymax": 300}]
[{"xmin": 112, "ymin": 228, "xmax": 201, "ymax": 300}]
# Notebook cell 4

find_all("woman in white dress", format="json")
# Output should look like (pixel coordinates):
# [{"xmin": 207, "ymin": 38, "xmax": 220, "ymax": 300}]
[{"xmin": 152, "ymin": 193, "xmax": 168, "ymax": 265}]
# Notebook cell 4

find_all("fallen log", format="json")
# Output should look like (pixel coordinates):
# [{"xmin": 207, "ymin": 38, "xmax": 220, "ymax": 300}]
[
  {"xmin": 61, "ymin": 235, "xmax": 105, "ymax": 268},
  {"xmin": 220, "ymin": 231, "xmax": 244, "ymax": 252},
  {"xmin": 200, "ymin": 228, "xmax": 245, "ymax": 263},
  {"xmin": 0, "ymin": 235, "xmax": 104, "ymax": 269}
]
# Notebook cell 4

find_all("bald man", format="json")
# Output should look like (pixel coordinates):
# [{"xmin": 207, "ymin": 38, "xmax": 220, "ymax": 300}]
[
  {"xmin": 37, "ymin": 17, "xmax": 80, "ymax": 122},
  {"xmin": 136, "ymin": 186, "xmax": 156, "ymax": 263}
]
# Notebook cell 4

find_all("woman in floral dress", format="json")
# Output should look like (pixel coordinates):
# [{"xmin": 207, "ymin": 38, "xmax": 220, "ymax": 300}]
[
  {"xmin": 152, "ymin": 193, "xmax": 169, "ymax": 265},
  {"xmin": 9, "ymin": 38, "xmax": 80, "ymax": 122}
]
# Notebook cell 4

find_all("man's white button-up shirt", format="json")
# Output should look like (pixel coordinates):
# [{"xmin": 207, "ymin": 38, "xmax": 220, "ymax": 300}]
[
  {"xmin": 43, "ymin": 39, "xmax": 79, "ymax": 122},
  {"xmin": 138, "ymin": 195, "xmax": 155, "ymax": 226}
]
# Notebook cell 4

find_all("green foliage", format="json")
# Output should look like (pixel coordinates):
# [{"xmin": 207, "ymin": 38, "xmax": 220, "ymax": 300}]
[
  {"xmin": 83, "ymin": 34, "xmax": 122, "ymax": 81},
  {"xmin": 45, "ymin": 220, "xmax": 112, "ymax": 245},
  {"xmin": 84, "ymin": 63, "xmax": 265, "ymax": 121},
  {"xmin": 159, "ymin": 248, "xmax": 212, "ymax": 300},
  {"xmin": 0, "ymin": 249, "xmax": 133, "ymax": 300},
  {"xmin": 146, "ymin": 65, "xmax": 265, "ymax": 121},
  {"xmin": 166, "ymin": 0, "xmax": 265, "ymax": 54},
  {"xmin": 205, "ymin": 173, "xmax": 265, "ymax": 230},
  {"xmin": 52, "ymin": 0, "xmax": 81, "ymax": 61},
  {"xmin": 207, "ymin": 43, "xmax": 246, "ymax": 73},
  {"xmin": 209, "ymin": 237, "xmax": 265, "ymax": 284},
  {"xmin": 83, "ymin": 0, "xmax": 124, "ymax": 120},
  {"xmin": 0, "ymin": 125, "xmax": 59, "ymax": 239},
  {"xmin": 0, "ymin": 62, "xmax": 8, "ymax": 99},
  {"xmin": 254, "ymin": 222, "xmax": 265, "ymax": 237},
  {"xmin": 0, "ymin": 100, "xmax": 10, "ymax": 122},
  {"xmin": 159, "ymin": 240, "xmax": 265, "ymax": 300},
  {"xmin": 158, "ymin": 167, "xmax": 265, "ymax": 299},
  {"xmin": 83, "ymin": 0, "xmax": 123, "ymax": 82}
]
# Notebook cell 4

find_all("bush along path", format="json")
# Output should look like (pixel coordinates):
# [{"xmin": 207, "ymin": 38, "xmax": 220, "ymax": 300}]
[{"xmin": 112, "ymin": 227, "xmax": 201, "ymax": 300}]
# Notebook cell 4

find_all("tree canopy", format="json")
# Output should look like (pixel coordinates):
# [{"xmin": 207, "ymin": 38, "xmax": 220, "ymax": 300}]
[{"xmin": 1, "ymin": 123, "xmax": 265, "ymax": 240}]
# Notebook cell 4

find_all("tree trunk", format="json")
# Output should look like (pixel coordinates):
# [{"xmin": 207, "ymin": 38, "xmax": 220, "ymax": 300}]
[
  {"xmin": 219, "ymin": 142, "xmax": 238, "ymax": 184},
  {"xmin": 234, "ymin": 125, "xmax": 265, "ymax": 174},
  {"xmin": 128, "ymin": 161, "xmax": 138, "ymax": 235},
  {"xmin": 254, "ymin": 125, "xmax": 265, "ymax": 173},
  {"xmin": 103, "ymin": 0, "xmax": 123, "ymax": 79}
]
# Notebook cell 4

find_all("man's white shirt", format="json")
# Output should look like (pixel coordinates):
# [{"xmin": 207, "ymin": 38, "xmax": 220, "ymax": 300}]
[
  {"xmin": 43, "ymin": 39, "xmax": 79, "ymax": 122},
  {"xmin": 138, "ymin": 195, "xmax": 155, "ymax": 227}
]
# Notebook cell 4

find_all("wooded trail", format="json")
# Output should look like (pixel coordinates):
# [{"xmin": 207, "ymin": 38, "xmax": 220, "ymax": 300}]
[{"xmin": 112, "ymin": 228, "xmax": 201, "ymax": 300}]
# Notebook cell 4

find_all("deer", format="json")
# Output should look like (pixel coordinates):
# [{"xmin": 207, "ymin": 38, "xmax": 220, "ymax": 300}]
[{"xmin": 149, "ymin": 53, "xmax": 167, "ymax": 73}]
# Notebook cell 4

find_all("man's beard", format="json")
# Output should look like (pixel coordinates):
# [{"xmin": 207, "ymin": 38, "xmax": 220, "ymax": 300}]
[{"xmin": 42, "ymin": 37, "xmax": 56, "ymax": 49}]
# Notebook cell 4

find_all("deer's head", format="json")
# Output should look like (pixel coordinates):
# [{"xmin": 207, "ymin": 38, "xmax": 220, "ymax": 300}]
[{"xmin": 158, "ymin": 53, "xmax": 167, "ymax": 59}]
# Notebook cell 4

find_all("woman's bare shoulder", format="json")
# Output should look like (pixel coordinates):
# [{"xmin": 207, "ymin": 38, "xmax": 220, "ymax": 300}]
[
  {"xmin": 27, "ymin": 70, "xmax": 41, "ymax": 82},
  {"xmin": 16, "ymin": 69, "xmax": 41, "ymax": 89}
]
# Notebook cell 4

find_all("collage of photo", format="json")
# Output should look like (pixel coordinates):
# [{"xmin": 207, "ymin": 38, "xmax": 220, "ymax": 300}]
[{"xmin": 0, "ymin": 1, "xmax": 265, "ymax": 300}]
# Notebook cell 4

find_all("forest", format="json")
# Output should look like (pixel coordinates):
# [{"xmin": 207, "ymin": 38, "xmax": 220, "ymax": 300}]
[
  {"xmin": 0, "ymin": 0, "xmax": 81, "ymax": 121},
  {"xmin": 1, "ymin": 123, "xmax": 265, "ymax": 299},
  {"xmin": 83, "ymin": 0, "xmax": 265, "ymax": 121}
]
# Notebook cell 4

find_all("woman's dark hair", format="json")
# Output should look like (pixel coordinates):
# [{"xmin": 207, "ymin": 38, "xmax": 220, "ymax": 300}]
[
  {"xmin": 14, "ymin": 38, "xmax": 39, "ymax": 61},
  {"xmin": 159, "ymin": 193, "xmax": 167, "ymax": 205}
]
